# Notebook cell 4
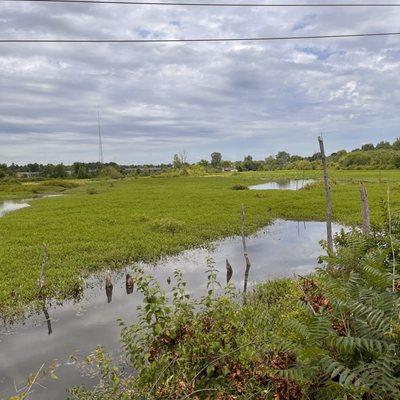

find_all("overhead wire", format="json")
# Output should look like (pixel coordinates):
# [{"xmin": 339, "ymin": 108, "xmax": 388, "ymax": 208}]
[
  {"xmin": 4, "ymin": 0, "xmax": 400, "ymax": 6},
  {"xmin": 1, "ymin": 32, "xmax": 400, "ymax": 43}
]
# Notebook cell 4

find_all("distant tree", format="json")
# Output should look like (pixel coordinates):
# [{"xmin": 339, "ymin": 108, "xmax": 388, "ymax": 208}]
[
  {"xmin": 292, "ymin": 160, "xmax": 313, "ymax": 170},
  {"xmin": 198, "ymin": 159, "xmax": 209, "ymax": 168},
  {"xmin": 329, "ymin": 150, "xmax": 347, "ymax": 162},
  {"xmin": 361, "ymin": 143, "xmax": 375, "ymax": 151},
  {"xmin": 243, "ymin": 155, "xmax": 258, "ymax": 171},
  {"xmin": 340, "ymin": 152, "xmax": 371, "ymax": 168},
  {"xmin": 172, "ymin": 154, "xmax": 184, "ymax": 169},
  {"xmin": 27, "ymin": 163, "xmax": 40, "ymax": 172},
  {"xmin": 308, "ymin": 152, "xmax": 322, "ymax": 161},
  {"xmin": 53, "ymin": 163, "xmax": 67, "ymax": 178},
  {"xmin": 392, "ymin": 138, "xmax": 400, "ymax": 150},
  {"xmin": 99, "ymin": 165, "xmax": 122, "ymax": 179},
  {"xmin": 221, "ymin": 160, "xmax": 233, "ymax": 169},
  {"xmin": 43, "ymin": 164, "xmax": 55, "ymax": 177},
  {"xmin": 376, "ymin": 140, "xmax": 391, "ymax": 150},
  {"xmin": 210, "ymin": 152, "xmax": 222, "ymax": 167},
  {"xmin": 264, "ymin": 156, "xmax": 278, "ymax": 170},
  {"xmin": 276, "ymin": 151, "xmax": 291, "ymax": 168},
  {"xmin": 77, "ymin": 165, "xmax": 88, "ymax": 179}
]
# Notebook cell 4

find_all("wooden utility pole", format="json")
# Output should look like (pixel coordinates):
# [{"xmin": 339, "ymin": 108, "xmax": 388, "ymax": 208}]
[
  {"xmin": 359, "ymin": 182, "xmax": 370, "ymax": 235},
  {"xmin": 318, "ymin": 136, "xmax": 333, "ymax": 253},
  {"xmin": 241, "ymin": 205, "xmax": 251, "ymax": 294}
]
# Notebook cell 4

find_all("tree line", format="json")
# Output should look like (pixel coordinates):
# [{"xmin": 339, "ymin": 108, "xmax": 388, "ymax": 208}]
[{"xmin": 2, "ymin": 138, "xmax": 400, "ymax": 179}]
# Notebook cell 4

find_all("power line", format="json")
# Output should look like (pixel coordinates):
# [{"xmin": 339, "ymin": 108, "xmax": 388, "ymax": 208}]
[
  {"xmin": 5, "ymin": 0, "xmax": 400, "ymax": 6},
  {"xmin": 1, "ymin": 32, "xmax": 400, "ymax": 43}
]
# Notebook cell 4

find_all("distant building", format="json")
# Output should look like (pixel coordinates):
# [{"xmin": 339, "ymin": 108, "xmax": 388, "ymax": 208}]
[
  {"xmin": 222, "ymin": 167, "xmax": 238, "ymax": 172},
  {"xmin": 16, "ymin": 171, "xmax": 41, "ymax": 178}
]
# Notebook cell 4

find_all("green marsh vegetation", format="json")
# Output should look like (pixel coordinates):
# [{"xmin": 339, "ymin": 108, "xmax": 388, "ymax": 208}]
[
  {"xmin": 0, "ymin": 178, "xmax": 87, "ymax": 201},
  {"xmin": 1, "ymin": 170, "xmax": 400, "ymax": 318}
]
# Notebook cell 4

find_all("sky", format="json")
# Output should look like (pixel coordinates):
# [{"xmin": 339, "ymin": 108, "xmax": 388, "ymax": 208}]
[{"xmin": 1, "ymin": 1, "xmax": 400, "ymax": 165}]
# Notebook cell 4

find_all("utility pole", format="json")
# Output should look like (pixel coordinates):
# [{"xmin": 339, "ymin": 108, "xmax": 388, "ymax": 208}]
[
  {"xmin": 241, "ymin": 204, "xmax": 251, "ymax": 296},
  {"xmin": 97, "ymin": 110, "xmax": 104, "ymax": 164},
  {"xmin": 318, "ymin": 135, "xmax": 333, "ymax": 253}
]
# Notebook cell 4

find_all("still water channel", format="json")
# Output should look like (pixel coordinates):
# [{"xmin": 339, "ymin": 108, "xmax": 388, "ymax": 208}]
[
  {"xmin": 0, "ymin": 200, "xmax": 30, "ymax": 217},
  {"xmin": 248, "ymin": 179, "xmax": 316, "ymax": 190},
  {"xmin": 0, "ymin": 219, "xmax": 345, "ymax": 399}
]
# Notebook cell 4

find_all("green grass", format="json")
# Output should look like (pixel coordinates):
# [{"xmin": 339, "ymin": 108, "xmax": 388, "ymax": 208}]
[
  {"xmin": 1, "ymin": 170, "xmax": 400, "ymax": 317},
  {"xmin": 0, "ymin": 178, "xmax": 86, "ymax": 201}
]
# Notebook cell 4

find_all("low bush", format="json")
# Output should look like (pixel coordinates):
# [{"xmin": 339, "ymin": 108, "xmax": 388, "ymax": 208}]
[{"xmin": 231, "ymin": 184, "xmax": 248, "ymax": 190}]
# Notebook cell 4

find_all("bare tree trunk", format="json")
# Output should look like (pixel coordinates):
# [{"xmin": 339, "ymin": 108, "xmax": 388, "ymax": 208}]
[
  {"xmin": 318, "ymin": 136, "xmax": 333, "ymax": 253},
  {"xmin": 226, "ymin": 259, "xmax": 233, "ymax": 284},
  {"xmin": 359, "ymin": 182, "xmax": 370, "ymax": 236},
  {"xmin": 241, "ymin": 205, "xmax": 251, "ymax": 295}
]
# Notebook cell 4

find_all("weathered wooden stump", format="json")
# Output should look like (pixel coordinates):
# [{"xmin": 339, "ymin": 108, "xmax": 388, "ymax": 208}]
[
  {"xmin": 105, "ymin": 271, "xmax": 113, "ymax": 303},
  {"xmin": 126, "ymin": 273, "xmax": 134, "ymax": 294}
]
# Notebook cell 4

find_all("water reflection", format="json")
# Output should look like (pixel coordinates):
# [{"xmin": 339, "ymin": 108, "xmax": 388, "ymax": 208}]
[
  {"xmin": 226, "ymin": 259, "xmax": 233, "ymax": 284},
  {"xmin": 42, "ymin": 301, "xmax": 53, "ymax": 336},
  {"xmin": 0, "ymin": 219, "xmax": 345, "ymax": 400},
  {"xmin": 0, "ymin": 200, "xmax": 30, "ymax": 217},
  {"xmin": 248, "ymin": 179, "xmax": 316, "ymax": 191}
]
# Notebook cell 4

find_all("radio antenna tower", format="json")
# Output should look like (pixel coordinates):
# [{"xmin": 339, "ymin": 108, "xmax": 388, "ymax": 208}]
[{"xmin": 97, "ymin": 110, "xmax": 104, "ymax": 164}]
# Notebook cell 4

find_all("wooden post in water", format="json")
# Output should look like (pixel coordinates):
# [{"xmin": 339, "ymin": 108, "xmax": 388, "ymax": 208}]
[
  {"xmin": 37, "ymin": 243, "xmax": 48, "ymax": 294},
  {"xmin": 126, "ymin": 273, "xmax": 134, "ymax": 294},
  {"xmin": 359, "ymin": 182, "xmax": 370, "ymax": 236},
  {"xmin": 105, "ymin": 271, "xmax": 113, "ymax": 303},
  {"xmin": 226, "ymin": 259, "xmax": 233, "ymax": 284},
  {"xmin": 318, "ymin": 136, "xmax": 333, "ymax": 253},
  {"xmin": 241, "ymin": 205, "xmax": 251, "ymax": 295},
  {"xmin": 37, "ymin": 244, "xmax": 52, "ymax": 334}
]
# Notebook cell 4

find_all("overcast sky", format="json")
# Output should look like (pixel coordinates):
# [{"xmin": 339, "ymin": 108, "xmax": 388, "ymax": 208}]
[{"xmin": 1, "ymin": 1, "xmax": 400, "ymax": 164}]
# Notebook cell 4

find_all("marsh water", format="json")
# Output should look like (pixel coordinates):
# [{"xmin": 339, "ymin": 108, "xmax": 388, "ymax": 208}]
[
  {"xmin": 0, "ymin": 195, "xmax": 63, "ymax": 218},
  {"xmin": 0, "ymin": 219, "xmax": 345, "ymax": 399},
  {"xmin": 0, "ymin": 200, "xmax": 30, "ymax": 217},
  {"xmin": 248, "ymin": 179, "xmax": 316, "ymax": 190}
]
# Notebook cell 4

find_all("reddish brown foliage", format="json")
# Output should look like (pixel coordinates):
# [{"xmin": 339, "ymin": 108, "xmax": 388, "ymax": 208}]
[
  {"xmin": 227, "ymin": 362, "xmax": 250, "ymax": 394},
  {"xmin": 269, "ymin": 375, "xmax": 303, "ymax": 400},
  {"xmin": 268, "ymin": 351, "xmax": 296, "ymax": 370},
  {"xmin": 202, "ymin": 315, "xmax": 214, "ymax": 332}
]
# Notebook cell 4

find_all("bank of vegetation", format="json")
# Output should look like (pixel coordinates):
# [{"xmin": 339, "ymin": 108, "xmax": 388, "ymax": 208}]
[
  {"xmin": 65, "ymin": 209, "xmax": 400, "ymax": 399},
  {"xmin": 1, "ymin": 171, "xmax": 400, "ymax": 319}
]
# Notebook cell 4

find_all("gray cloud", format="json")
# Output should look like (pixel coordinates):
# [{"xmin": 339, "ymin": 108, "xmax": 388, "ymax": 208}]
[{"xmin": 0, "ymin": 1, "xmax": 400, "ymax": 164}]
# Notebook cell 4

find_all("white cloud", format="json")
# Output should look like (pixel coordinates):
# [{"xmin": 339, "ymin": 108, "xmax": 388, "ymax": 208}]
[{"xmin": 0, "ymin": 2, "xmax": 400, "ymax": 164}]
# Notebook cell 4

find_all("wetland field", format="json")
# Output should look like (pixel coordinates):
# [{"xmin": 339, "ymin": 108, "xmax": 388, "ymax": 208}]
[{"xmin": 1, "ymin": 169, "xmax": 400, "ymax": 317}]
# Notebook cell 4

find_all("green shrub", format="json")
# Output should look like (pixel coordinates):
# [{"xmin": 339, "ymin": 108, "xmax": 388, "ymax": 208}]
[{"xmin": 231, "ymin": 184, "xmax": 248, "ymax": 190}]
